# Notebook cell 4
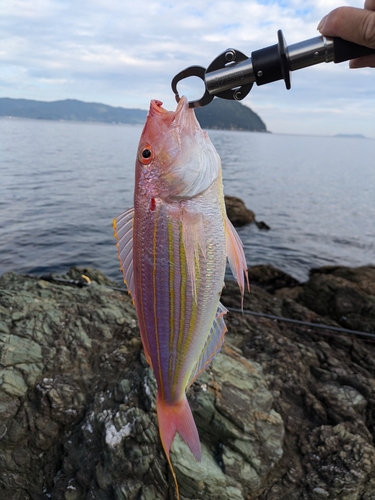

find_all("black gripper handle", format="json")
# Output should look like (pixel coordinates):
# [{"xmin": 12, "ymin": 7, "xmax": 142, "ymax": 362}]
[{"xmin": 333, "ymin": 37, "xmax": 375, "ymax": 63}]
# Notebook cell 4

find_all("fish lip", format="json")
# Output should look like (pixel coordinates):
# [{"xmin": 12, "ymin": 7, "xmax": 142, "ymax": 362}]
[
  {"xmin": 148, "ymin": 99, "xmax": 167, "ymax": 116},
  {"xmin": 150, "ymin": 99, "xmax": 164, "ymax": 109},
  {"xmin": 147, "ymin": 96, "xmax": 194, "ymax": 133},
  {"xmin": 149, "ymin": 96, "xmax": 189, "ymax": 116}
]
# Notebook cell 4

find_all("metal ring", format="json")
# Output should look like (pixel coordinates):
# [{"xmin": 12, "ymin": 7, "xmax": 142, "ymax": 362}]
[{"xmin": 171, "ymin": 66, "xmax": 214, "ymax": 108}]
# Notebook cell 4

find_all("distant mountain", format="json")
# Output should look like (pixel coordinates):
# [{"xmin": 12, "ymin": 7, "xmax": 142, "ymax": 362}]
[
  {"xmin": 0, "ymin": 98, "xmax": 147, "ymax": 124},
  {"xmin": 0, "ymin": 97, "xmax": 267, "ymax": 132},
  {"xmin": 195, "ymin": 98, "xmax": 267, "ymax": 132}
]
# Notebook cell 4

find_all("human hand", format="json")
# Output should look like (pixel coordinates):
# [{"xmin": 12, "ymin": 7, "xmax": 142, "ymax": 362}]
[{"xmin": 317, "ymin": 0, "xmax": 375, "ymax": 68}]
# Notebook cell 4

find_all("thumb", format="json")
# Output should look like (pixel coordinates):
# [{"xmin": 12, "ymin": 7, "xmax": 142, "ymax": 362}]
[{"xmin": 318, "ymin": 6, "xmax": 375, "ymax": 49}]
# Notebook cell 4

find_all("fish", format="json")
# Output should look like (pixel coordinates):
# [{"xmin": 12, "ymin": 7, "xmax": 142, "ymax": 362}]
[{"xmin": 113, "ymin": 96, "xmax": 248, "ymax": 497}]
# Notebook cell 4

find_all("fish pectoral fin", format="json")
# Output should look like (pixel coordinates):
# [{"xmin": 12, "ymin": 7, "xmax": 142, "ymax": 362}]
[
  {"xmin": 113, "ymin": 208, "xmax": 136, "ymax": 301},
  {"xmin": 113, "ymin": 208, "xmax": 153, "ymax": 367},
  {"xmin": 188, "ymin": 302, "xmax": 227, "ymax": 386},
  {"xmin": 181, "ymin": 210, "xmax": 206, "ymax": 301},
  {"xmin": 225, "ymin": 216, "xmax": 250, "ymax": 306}
]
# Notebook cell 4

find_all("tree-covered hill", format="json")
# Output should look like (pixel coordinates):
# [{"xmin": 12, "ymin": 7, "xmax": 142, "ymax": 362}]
[{"xmin": 195, "ymin": 98, "xmax": 267, "ymax": 132}]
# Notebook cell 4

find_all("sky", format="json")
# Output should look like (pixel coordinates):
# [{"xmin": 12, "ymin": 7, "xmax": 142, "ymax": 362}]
[{"xmin": 1, "ymin": 0, "xmax": 374, "ymax": 137}]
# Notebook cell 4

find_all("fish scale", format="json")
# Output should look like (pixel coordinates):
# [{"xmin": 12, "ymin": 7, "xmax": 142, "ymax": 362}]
[{"xmin": 134, "ymin": 193, "xmax": 226, "ymax": 402}]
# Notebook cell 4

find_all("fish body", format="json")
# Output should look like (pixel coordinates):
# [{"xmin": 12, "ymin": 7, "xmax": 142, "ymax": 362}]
[{"xmin": 114, "ymin": 97, "xmax": 248, "ymax": 492}]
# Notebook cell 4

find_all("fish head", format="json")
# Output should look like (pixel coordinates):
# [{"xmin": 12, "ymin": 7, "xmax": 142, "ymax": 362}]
[{"xmin": 135, "ymin": 96, "xmax": 221, "ymax": 201}]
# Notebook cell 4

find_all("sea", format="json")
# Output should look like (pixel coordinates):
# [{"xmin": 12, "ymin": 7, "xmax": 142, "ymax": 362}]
[{"xmin": 1, "ymin": 117, "xmax": 374, "ymax": 284}]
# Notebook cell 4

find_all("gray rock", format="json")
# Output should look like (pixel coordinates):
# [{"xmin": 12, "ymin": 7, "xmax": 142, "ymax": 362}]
[
  {"xmin": 1, "ymin": 264, "xmax": 375, "ymax": 499},
  {"xmin": 220, "ymin": 265, "xmax": 375, "ymax": 499}
]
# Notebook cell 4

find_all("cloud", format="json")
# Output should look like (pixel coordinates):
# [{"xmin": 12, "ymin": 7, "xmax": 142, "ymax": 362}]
[{"xmin": 1, "ymin": 0, "xmax": 373, "ymax": 137}]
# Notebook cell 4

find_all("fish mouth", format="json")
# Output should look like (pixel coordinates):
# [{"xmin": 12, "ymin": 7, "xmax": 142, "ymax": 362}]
[
  {"xmin": 149, "ymin": 99, "xmax": 166, "ymax": 113},
  {"xmin": 149, "ymin": 96, "xmax": 189, "ymax": 115},
  {"xmin": 147, "ymin": 96, "xmax": 197, "ymax": 132}
]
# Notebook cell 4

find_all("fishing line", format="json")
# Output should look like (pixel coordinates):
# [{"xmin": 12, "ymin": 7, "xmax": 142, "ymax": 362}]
[
  {"xmin": 37, "ymin": 275, "xmax": 375, "ymax": 341},
  {"xmin": 225, "ymin": 306, "xmax": 375, "ymax": 340}
]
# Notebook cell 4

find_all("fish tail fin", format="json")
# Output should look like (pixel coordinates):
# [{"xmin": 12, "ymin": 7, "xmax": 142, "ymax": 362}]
[
  {"xmin": 156, "ymin": 392, "xmax": 201, "ymax": 461},
  {"xmin": 156, "ymin": 393, "xmax": 201, "ymax": 499}
]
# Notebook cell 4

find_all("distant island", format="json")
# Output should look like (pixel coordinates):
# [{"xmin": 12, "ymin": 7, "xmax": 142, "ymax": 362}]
[
  {"xmin": 195, "ymin": 98, "xmax": 267, "ymax": 132},
  {"xmin": 334, "ymin": 133, "xmax": 366, "ymax": 139},
  {"xmin": 0, "ymin": 97, "xmax": 267, "ymax": 132}
]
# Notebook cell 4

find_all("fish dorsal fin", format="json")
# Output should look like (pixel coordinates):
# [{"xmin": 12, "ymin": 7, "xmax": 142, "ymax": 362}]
[
  {"xmin": 225, "ymin": 216, "xmax": 250, "ymax": 307},
  {"xmin": 113, "ymin": 208, "xmax": 136, "ymax": 301},
  {"xmin": 181, "ymin": 210, "xmax": 206, "ymax": 301},
  {"xmin": 188, "ymin": 302, "xmax": 227, "ymax": 387}
]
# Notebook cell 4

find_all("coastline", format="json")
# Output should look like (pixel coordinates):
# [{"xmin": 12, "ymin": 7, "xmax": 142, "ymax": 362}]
[{"xmin": 0, "ymin": 263, "xmax": 375, "ymax": 498}]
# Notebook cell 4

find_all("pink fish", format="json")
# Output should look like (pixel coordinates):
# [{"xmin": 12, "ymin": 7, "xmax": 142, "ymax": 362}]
[{"xmin": 114, "ymin": 96, "xmax": 248, "ymax": 496}]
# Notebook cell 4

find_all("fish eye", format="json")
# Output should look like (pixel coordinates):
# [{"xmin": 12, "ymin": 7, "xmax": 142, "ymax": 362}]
[{"xmin": 139, "ymin": 145, "xmax": 153, "ymax": 165}]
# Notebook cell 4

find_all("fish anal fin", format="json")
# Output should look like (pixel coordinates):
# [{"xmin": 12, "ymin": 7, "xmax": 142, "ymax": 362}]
[
  {"xmin": 113, "ymin": 208, "xmax": 136, "ymax": 302},
  {"xmin": 156, "ymin": 393, "xmax": 202, "ymax": 499},
  {"xmin": 181, "ymin": 210, "xmax": 206, "ymax": 301},
  {"xmin": 225, "ymin": 216, "xmax": 250, "ymax": 307},
  {"xmin": 188, "ymin": 302, "xmax": 227, "ymax": 386}
]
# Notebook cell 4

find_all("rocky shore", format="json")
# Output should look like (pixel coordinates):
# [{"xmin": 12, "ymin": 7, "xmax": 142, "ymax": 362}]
[{"xmin": 0, "ymin": 263, "xmax": 375, "ymax": 499}]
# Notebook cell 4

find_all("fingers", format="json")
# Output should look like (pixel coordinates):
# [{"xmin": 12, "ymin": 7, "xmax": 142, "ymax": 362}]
[
  {"xmin": 318, "ymin": 6, "xmax": 375, "ymax": 49},
  {"xmin": 349, "ymin": 54, "xmax": 375, "ymax": 68},
  {"xmin": 364, "ymin": 0, "xmax": 375, "ymax": 11}
]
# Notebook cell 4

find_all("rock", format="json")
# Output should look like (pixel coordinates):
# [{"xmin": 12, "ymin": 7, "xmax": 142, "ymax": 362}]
[
  {"xmin": 51, "ymin": 344, "xmax": 285, "ymax": 500},
  {"xmin": 255, "ymin": 220, "xmax": 271, "ymax": 230},
  {"xmin": 1, "ymin": 264, "xmax": 375, "ymax": 499},
  {"xmin": 224, "ymin": 196, "xmax": 269, "ymax": 229},
  {"xmin": 248, "ymin": 264, "xmax": 300, "ymax": 294},
  {"xmin": 309, "ymin": 265, "xmax": 375, "ymax": 296},
  {"xmin": 298, "ymin": 266, "xmax": 375, "ymax": 333},
  {"xmin": 225, "ymin": 195, "xmax": 255, "ymax": 226},
  {"xmin": 300, "ymin": 423, "xmax": 375, "ymax": 499},
  {"xmin": 219, "ymin": 265, "xmax": 375, "ymax": 499}
]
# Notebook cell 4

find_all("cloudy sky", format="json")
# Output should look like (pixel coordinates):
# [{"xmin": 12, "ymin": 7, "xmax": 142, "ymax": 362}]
[{"xmin": 2, "ymin": 0, "xmax": 374, "ymax": 137}]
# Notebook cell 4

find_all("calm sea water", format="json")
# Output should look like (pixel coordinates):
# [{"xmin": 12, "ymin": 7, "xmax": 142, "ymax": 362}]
[{"xmin": 1, "ymin": 117, "xmax": 374, "ymax": 283}]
